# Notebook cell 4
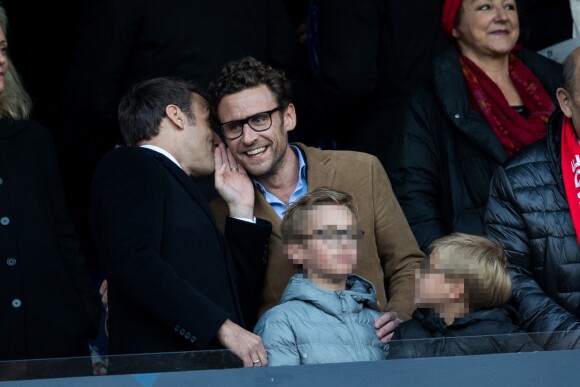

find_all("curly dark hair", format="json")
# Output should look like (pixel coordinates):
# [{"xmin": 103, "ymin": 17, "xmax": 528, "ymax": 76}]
[{"xmin": 208, "ymin": 56, "xmax": 292, "ymax": 113}]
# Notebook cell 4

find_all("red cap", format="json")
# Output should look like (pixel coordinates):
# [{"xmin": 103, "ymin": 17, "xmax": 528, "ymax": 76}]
[{"xmin": 442, "ymin": 0, "xmax": 462, "ymax": 37}]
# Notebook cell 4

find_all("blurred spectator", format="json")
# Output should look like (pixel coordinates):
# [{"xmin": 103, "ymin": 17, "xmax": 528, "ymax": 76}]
[
  {"xmin": 389, "ymin": 233, "xmax": 541, "ymax": 358},
  {"xmin": 0, "ymin": 5, "xmax": 100, "ymax": 361}
]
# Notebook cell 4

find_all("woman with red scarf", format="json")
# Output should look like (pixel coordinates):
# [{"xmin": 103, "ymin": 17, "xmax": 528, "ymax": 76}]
[{"xmin": 390, "ymin": 0, "xmax": 562, "ymax": 253}]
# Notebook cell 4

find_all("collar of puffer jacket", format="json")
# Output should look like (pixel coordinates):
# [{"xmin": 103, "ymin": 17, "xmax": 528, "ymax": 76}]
[
  {"xmin": 280, "ymin": 274, "xmax": 380, "ymax": 317},
  {"xmin": 413, "ymin": 305, "xmax": 520, "ymax": 334}
]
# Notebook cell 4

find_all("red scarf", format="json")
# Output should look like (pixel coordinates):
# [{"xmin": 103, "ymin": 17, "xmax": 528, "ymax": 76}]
[
  {"xmin": 561, "ymin": 116, "xmax": 580, "ymax": 245},
  {"xmin": 460, "ymin": 54, "xmax": 555, "ymax": 156}
]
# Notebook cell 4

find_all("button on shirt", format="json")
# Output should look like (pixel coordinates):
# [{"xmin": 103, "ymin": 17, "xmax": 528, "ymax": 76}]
[{"xmin": 253, "ymin": 145, "xmax": 308, "ymax": 219}]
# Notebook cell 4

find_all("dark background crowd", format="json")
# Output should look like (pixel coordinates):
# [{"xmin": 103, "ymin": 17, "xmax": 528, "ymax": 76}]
[{"xmin": 1, "ymin": 0, "xmax": 573, "ymax": 270}]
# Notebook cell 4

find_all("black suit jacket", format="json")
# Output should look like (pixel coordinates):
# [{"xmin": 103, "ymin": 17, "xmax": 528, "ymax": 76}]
[{"xmin": 90, "ymin": 147, "xmax": 271, "ymax": 354}]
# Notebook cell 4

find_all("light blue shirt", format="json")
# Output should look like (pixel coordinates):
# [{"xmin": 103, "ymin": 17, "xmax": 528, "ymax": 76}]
[{"xmin": 253, "ymin": 145, "xmax": 308, "ymax": 219}]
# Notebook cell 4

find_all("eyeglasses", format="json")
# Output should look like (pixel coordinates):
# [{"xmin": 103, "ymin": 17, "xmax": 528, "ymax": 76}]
[
  {"xmin": 301, "ymin": 228, "xmax": 365, "ymax": 242},
  {"xmin": 219, "ymin": 106, "xmax": 284, "ymax": 140}
]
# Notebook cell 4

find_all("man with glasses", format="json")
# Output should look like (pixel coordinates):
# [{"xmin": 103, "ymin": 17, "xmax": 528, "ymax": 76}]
[{"xmin": 209, "ymin": 57, "xmax": 425, "ymax": 340}]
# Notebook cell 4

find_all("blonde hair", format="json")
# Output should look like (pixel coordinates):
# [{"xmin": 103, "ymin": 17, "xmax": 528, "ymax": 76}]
[
  {"xmin": 280, "ymin": 187, "xmax": 358, "ymax": 245},
  {"xmin": 0, "ymin": 6, "xmax": 32, "ymax": 120},
  {"xmin": 429, "ymin": 233, "xmax": 511, "ymax": 310}
]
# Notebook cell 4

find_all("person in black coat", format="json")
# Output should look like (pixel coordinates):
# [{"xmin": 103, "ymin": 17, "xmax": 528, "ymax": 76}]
[
  {"xmin": 90, "ymin": 77, "xmax": 272, "ymax": 367},
  {"xmin": 484, "ymin": 47, "xmax": 580, "ymax": 340},
  {"xmin": 389, "ymin": 233, "xmax": 541, "ymax": 358},
  {"xmin": 390, "ymin": 0, "xmax": 562, "ymax": 253},
  {"xmin": 0, "ymin": 6, "xmax": 100, "ymax": 361}
]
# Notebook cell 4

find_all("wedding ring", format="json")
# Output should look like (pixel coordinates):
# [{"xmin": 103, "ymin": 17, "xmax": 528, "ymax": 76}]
[{"xmin": 253, "ymin": 359, "xmax": 261, "ymax": 364}]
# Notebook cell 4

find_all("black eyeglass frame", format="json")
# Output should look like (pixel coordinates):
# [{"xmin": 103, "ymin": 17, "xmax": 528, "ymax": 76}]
[
  {"xmin": 218, "ymin": 106, "xmax": 285, "ymax": 140},
  {"xmin": 286, "ymin": 229, "xmax": 365, "ymax": 243}
]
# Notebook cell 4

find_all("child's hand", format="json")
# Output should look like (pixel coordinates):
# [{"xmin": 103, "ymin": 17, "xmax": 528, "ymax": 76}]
[{"xmin": 374, "ymin": 311, "xmax": 402, "ymax": 343}]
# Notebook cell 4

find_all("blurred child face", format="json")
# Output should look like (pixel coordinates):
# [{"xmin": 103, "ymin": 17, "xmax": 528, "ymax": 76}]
[
  {"xmin": 298, "ymin": 205, "xmax": 361, "ymax": 279},
  {"xmin": 415, "ymin": 250, "xmax": 463, "ymax": 307}
]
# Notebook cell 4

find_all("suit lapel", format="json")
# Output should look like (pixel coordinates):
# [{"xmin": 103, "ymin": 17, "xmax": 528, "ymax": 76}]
[
  {"xmin": 297, "ymin": 143, "xmax": 336, "ymax": 189},
  {"xmin": 144, "ymin": 148, "xmax": 218, "ymax": 223},
  {"xmin": 141, "ymin": 148, "xmax": 245, "ymax": 324},
  {"xmin": 143, "ymin": 148, "xmax": 231, "ymax": 262},
  {"xmin": 253, "ymin": 186, "xmax": 282, "ymax": 239}
]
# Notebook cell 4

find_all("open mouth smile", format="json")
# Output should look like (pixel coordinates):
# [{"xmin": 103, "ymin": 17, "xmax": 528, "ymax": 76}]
[{"xmin": 246, "ymin": 146, "xmax": 266, "ymax": 156}]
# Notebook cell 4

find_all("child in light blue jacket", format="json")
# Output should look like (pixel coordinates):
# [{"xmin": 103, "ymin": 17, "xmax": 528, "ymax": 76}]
[{"xmin": 254, "ymin": 187, "xmax": 388, "ymax": 366}]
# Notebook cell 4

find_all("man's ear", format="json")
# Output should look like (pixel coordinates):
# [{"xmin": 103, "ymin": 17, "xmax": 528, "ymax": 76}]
[
  {"xmin": 165, "ymin": 104, "xmax": 185, "ymax": 129},
  {"xmin": 283, "ymin": 103, "xmax": 297, "ymax": 133},
  {"xmin": 557, "ymin": 87, "xmax": 573, "ymax": 118}
]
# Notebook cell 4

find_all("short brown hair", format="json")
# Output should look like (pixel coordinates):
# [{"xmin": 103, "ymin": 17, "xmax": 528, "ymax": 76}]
[
  {"xmin": 281, "ymin": 187, "xmax": 358, "ymax": 245},
  {"xmin": 118, "ymin": 77, "xmax": 204, "ymax": 146},
  {"xmin": 429, "ymin": 233, "xmax": 511, "ymax": 310}
]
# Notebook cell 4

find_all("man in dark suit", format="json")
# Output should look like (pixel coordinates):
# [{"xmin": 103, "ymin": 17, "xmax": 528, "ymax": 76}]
[{"xmin": 90, "ymin": 77, "xmax": 272, "ymax": 367}]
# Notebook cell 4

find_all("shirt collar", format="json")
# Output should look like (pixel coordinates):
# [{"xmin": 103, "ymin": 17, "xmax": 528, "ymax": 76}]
[
  {"xmin": 253, "ymin": 144, "xmax": 308, "ymax": 218},
  {"xmin": 140, "ymin": 144, "xmax": 182, "ymax": 169}
]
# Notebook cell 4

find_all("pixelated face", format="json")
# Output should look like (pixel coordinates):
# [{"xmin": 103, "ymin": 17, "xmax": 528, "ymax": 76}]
[
  {"xmin": 290, "ymin": 205, "xmax": 361, "ymax": 279},
  {"xmin": 415, "ymin": 250, "xmax": 465, "ymax": 307},
  {"xmin": 217, "ymin": 85, "xmax": 296, "ymax": 179}
]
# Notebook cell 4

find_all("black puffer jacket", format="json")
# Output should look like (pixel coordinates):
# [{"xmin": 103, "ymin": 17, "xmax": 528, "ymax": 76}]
[
  {"xmin": 391, "ymin": 46, "xmax": 562, "ymax": 253},
  {"xmin": 485, "ymin": 110, "xmax": 580, "ymax": 334},
  {"xmin": 388, "ymin": 307, "xmax": 541, "ymax": 358}
]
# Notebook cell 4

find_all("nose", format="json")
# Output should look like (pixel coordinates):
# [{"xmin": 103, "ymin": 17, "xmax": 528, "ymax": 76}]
[
  {"xmin": 494, "ymin": 5, "xmax": 508, "ymax": 21},
  {"xmin": 240, "ymin": 122, "xmax": 259, "ymax": 144}
]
